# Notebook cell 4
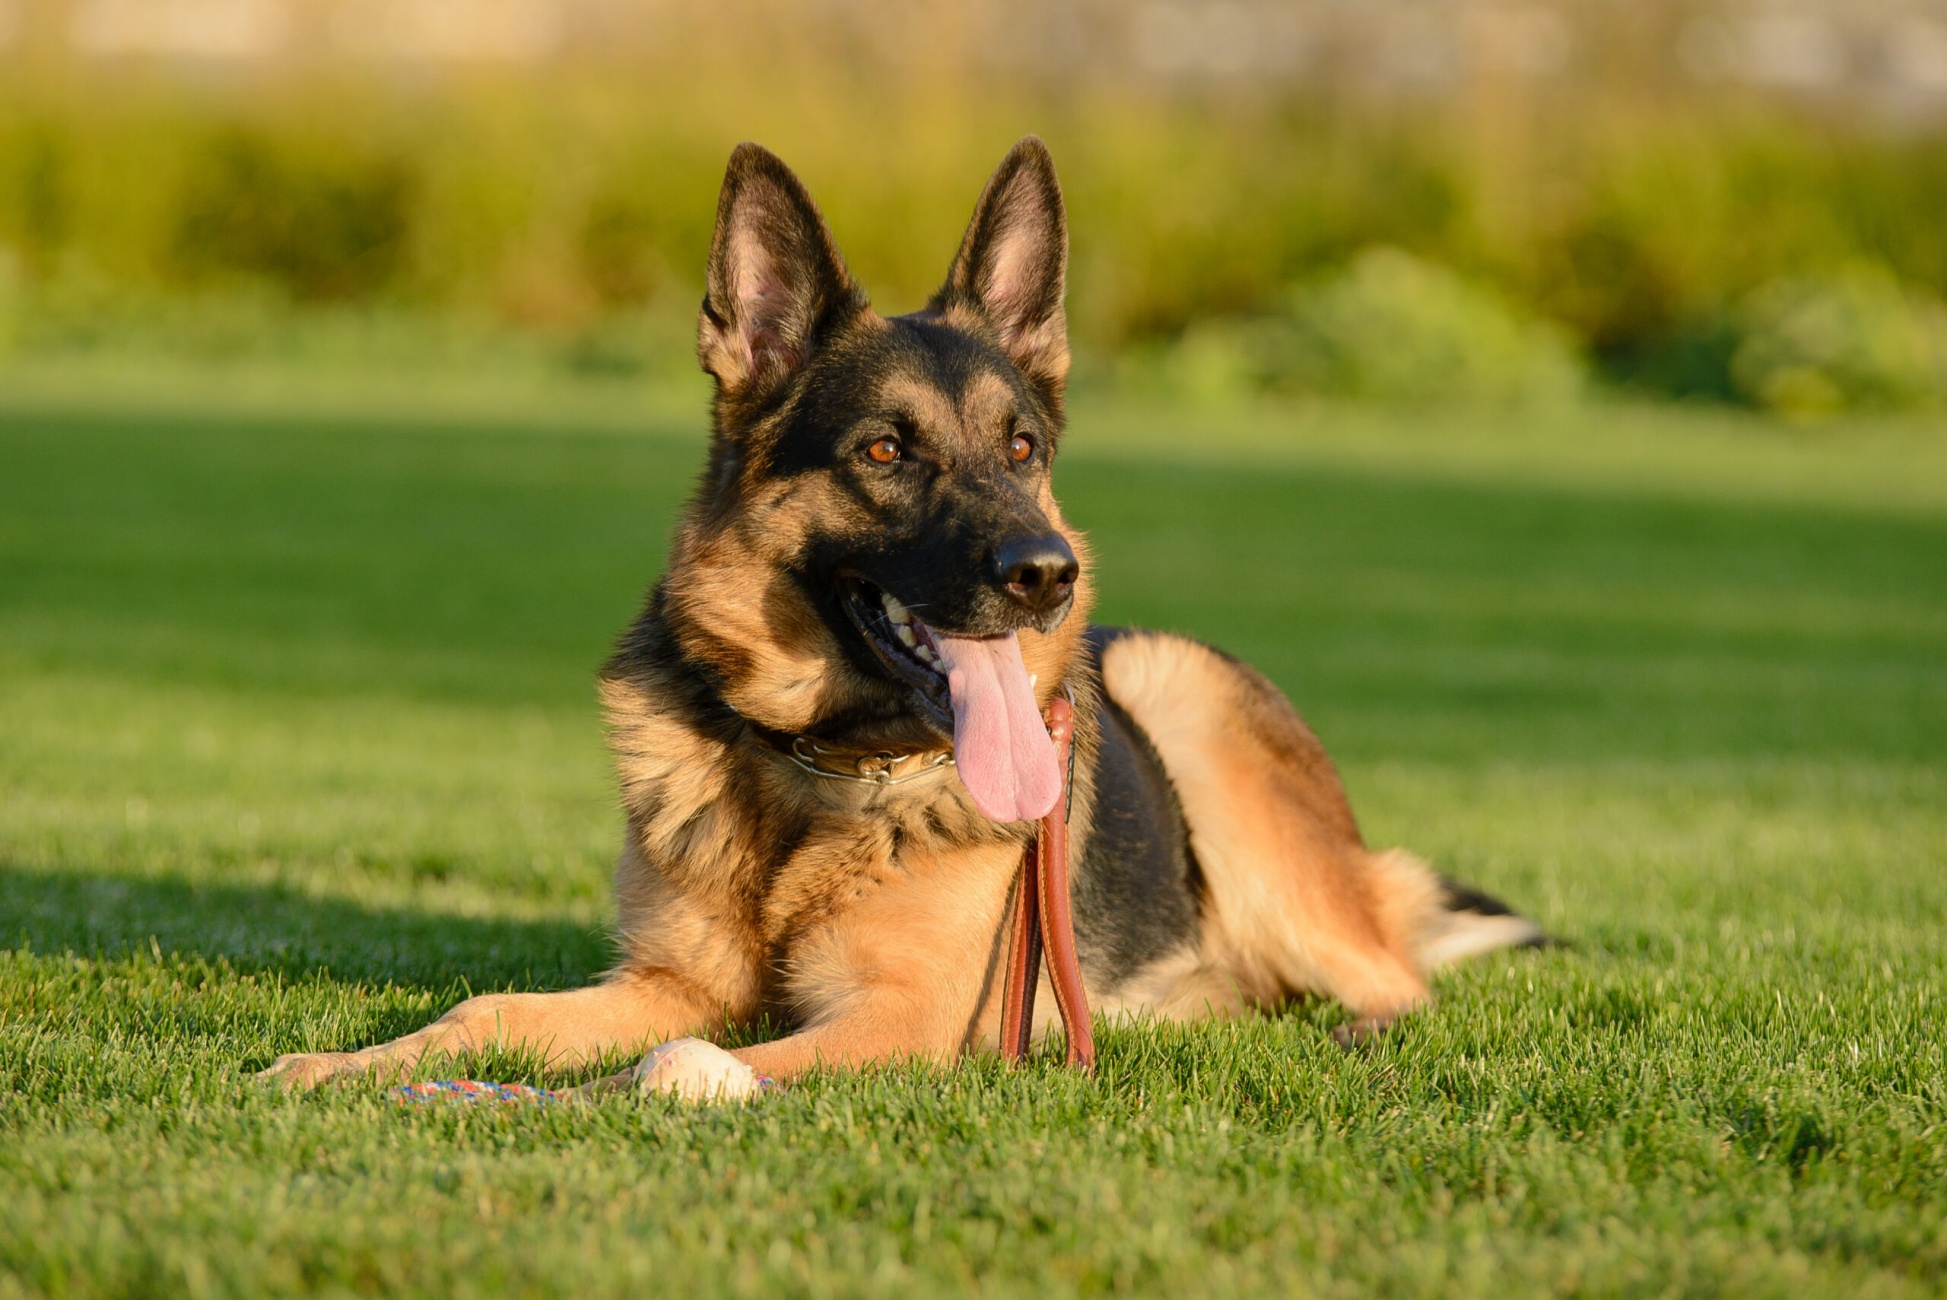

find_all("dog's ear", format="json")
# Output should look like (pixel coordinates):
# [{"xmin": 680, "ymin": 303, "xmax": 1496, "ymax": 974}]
[
  {"xmin": 935, "ymin": 136, "xmax": 1070, "ymax": 402},
  {"xmin": 699, "ymin": 143, "xmax": 863, "ymax": 400}
]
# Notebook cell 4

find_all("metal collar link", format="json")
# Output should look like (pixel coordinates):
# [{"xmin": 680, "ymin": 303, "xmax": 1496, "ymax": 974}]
[{"xmin": 786, "ymin": 736, "xmax": 954, "ymax": 786}]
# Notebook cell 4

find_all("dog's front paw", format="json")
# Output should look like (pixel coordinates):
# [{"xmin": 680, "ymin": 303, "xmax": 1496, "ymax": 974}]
[
  {"xmin": 257, "ymin": 1051, "xmax": 362, "ymax": 1090},
  {"xmin": 631, "ymin": 1038, "xmax": 764, "ymax": 1103},
  {"xmin": 1328, "ymin": 1015, "xmax": 1398, "ymax": 1050}
]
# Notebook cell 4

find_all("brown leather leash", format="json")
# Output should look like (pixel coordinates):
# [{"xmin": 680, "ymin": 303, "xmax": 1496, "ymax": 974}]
[{"xmin": 998, "ymin": 692, "xmax": 1095, "ymax": 1070}]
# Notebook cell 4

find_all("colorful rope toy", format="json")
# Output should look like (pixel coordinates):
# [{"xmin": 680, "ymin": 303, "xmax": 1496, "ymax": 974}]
[{"xmin": 393, "ymin": 1079, "xmax": 561, "ymax": 1106}]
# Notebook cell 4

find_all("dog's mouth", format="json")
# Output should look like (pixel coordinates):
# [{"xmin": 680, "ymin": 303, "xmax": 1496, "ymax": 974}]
[
  {"xmin": 839, "ymin": 577, "xmax": 955, "ymax": 732},
  {"xmin": 837, "ymin": 577, "xmax": 1061, "ymax": 823}
]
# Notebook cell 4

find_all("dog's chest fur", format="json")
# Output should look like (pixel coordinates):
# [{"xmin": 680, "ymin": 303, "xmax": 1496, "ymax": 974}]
[{"xmin": 600, "ymin": 627, "xmax": 1055, "ymax": 1025}]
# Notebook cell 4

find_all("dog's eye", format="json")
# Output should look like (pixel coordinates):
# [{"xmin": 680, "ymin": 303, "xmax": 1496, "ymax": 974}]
[
  {"xmin": 1008, "ymin": 434, "xmax": 1034, "ymax": 463},
  {"xmin": 866, "ymin": 437, "xmax": 902, "ymax": 464}
]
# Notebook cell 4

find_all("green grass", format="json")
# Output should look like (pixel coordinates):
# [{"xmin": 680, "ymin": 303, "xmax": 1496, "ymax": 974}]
[{"xmin": 2, "ymin": 374, "xmax": 1945, "ymax": 1298}]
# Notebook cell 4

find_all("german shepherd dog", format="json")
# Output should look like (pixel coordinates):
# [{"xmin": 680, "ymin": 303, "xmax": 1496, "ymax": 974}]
[{"xmin": 266, "ymin": 138, "xmax": 1540, "ymax": 1098}]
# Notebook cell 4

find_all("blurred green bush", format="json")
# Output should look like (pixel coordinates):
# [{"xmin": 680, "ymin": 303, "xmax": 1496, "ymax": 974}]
[
  {"xmin": 1165, "ymin": 249, "xmax": 1583, "ymax": 407},
  {"xmin": 2, "ymin": 18, "xmax": 1945, "ymax": 413},
  {"xmin": 1729, "ymin": 269, "xmax": 1947, "ymax": 415},
  {"xmin": 169, "ymin": 129, "xmax": 414, "ymax": 301}
]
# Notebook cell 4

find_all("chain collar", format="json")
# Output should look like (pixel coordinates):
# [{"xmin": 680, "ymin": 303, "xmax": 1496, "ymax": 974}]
[
  {"xmin": 769, "ymin": 685, "xmax": 1074, "ymax": 789},
  {"xmin": 784, "ymin": 736, "xmax": 955, "ymax": 786},
  {"xmin": 722, "ymin": 699, "xmax": 956, "ymax": 788}
]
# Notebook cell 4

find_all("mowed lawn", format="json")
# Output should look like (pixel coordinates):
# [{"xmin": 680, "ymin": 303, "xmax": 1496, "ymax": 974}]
[{"xmin": 2, "ymin": 380, "xmax": 1944, "ymax": 1298}]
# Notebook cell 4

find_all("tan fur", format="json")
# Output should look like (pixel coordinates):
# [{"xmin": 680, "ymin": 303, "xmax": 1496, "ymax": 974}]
[
  {"xmin": 874, "ymin": 373, "xmax": 967, "ymax": 439},
  {"xmin": 660, "ymin": 486, "xmax": 861, "ymax": 735},
  {"xmin": 736, "ymin": 837, "xmax": 1022, "ymax": 1075},
  {"xmin": 1097, "ymin": 632, "xmax": 1433, "ymax": 1021}
]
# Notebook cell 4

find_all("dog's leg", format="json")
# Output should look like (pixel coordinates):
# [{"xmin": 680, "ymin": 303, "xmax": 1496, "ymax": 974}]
[
  {"xmin": 571, "ymin": 1007, "xmax": 960, "ymax": 1106},
  {"xmin": 576, "ymin": 950, "xmax": 998, "ymax": 1104},
  {"xmin": 624, "ymin": 839, "xmax": 1022, "ymax": 1097},
  {"xmin": 259, "ymin": 971, "xmax": 730, "ymax": 1089},
  {"xmin": 727, "ymin": 1002, "xmax": 964, "ymax": 1084}
]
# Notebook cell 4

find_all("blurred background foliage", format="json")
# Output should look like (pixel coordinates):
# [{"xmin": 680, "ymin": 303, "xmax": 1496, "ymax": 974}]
[{"xmin": 1, "ymin": 0, "xmax": 1945, "ymax": 412}]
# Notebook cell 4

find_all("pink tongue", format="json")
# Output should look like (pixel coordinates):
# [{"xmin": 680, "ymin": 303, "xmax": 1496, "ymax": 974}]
[{"xmin": 932, "ymin": 632, "xmax": 1060, "ymax": 823}]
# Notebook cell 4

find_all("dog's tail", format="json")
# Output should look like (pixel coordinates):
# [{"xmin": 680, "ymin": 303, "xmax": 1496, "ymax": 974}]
[
  {"xmin": 1420, "ymin": 874, "xmax": 1552, "ymax": 968},
  {"xmin": 1367, "ymin": 849, "xmax": 1550, "ymax": 972}
]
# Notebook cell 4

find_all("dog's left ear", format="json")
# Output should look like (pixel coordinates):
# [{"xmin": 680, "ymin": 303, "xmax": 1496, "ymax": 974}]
[{"xmin": 935, "ymin": 136, "xmax": 1070, "ymax": 404}]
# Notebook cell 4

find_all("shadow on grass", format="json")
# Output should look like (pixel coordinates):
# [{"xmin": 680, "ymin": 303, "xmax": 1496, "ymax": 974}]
[{"xmin": 0, "ymin": 861, "xmax": 614, "ymax": 992}]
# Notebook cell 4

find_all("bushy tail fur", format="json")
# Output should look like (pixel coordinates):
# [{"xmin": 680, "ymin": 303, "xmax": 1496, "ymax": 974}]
[{"xmin": 1367, "ymin": 848, "xmax": 1548, "ymax": 973}]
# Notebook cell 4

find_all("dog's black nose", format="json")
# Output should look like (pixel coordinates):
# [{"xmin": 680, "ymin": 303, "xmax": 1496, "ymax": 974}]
[{"xmin": 993, "ymin": 533, "xmax": 1079, "ymax": 613}]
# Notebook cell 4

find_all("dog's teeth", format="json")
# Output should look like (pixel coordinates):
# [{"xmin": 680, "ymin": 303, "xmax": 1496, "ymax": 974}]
[
  {"xmin": 896, "ymin": 624, "xmax": 917, "ymax": 648},
  {"xmin": 882, "ymin": 593, "xmax": 911, "ymax": 625},
  {"xmin": 914, "ymin": 645, "xmax": 938, "ymax": 666},
  {"xmin": 1029, "ymin": 674, "xmax": 1038, "ymax": 689}
]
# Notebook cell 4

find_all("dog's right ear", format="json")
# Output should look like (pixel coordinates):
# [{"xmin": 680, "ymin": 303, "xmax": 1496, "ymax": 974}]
[{"xmin": 698, "ymin": 144, "xmax": 863, "ymax": 401}]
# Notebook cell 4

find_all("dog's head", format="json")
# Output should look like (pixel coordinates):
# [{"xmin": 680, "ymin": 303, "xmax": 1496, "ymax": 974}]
[{"xmin": 659, "ymin": 137, "xmax": 1090, "ymax": 821}]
